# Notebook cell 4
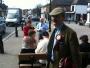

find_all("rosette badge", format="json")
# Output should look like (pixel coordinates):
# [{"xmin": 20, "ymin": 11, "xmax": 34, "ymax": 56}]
[{"xmin": 56, "ymin": 34, "xmax": 64, "ymax": 41}]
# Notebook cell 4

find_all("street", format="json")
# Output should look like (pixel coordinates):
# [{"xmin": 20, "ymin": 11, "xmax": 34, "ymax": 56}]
[
  {"xmin": 0, "ymin": 22, "xmax": 90, "ymax": 68},
  {"xmin": 2, "ymin": 26, "xmax": 15, "ymax": 39},
  {"xmin": 2, "ymin": 26, "xmax": 22, "ymax": 41},
  {"xmin": 65, "ymin": 22, "xmax": 90, "ymax": 43}
]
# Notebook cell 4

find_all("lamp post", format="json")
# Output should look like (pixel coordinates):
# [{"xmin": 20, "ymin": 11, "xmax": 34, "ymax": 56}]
[
  {"xmin": 85, "ymin": 3, "xmax": 90, "ymax": 27},
  {"xmin": 1, "ymin": 0, "xmax": 2, "ymax": 4},
  {"xmin": 49, "ymin": 0, "xmax": 51, "ymax": 32},
  {"xmin": 15, "ymin": 23, "xmax": 18, "ymax": 37}
]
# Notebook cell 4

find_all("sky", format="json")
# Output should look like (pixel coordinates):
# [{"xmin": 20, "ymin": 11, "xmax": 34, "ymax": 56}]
[{"xmin": 3, "ymin": 0, "xmax": 49, "ymax": 9}]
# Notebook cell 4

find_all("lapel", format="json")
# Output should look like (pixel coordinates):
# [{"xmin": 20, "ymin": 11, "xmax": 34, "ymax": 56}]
[{"xmin": 60, "ymin": 24, "xmax": 67, "ymax": 35}]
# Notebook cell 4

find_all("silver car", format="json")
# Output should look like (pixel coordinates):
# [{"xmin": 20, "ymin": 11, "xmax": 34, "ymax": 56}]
[{"xmin": 0, "ymin": 17, "xmax": 6, "ymax": 34}]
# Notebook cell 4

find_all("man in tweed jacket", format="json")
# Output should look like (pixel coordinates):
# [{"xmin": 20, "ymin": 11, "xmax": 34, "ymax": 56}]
[{"xmin": 47, "ymin": 7, "xmax": 81, "ymax": 68}]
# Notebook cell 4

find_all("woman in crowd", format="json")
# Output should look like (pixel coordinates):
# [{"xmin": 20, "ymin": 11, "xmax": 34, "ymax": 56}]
[
  {"xmin": 22, "ymin": 18, "xmax": 35, "ymax": 47},
  {"xmin": 35, "ymin": 31, "xmax": 49, "ymax": 64}
]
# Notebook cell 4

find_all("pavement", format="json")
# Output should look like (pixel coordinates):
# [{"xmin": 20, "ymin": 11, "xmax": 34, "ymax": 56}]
[
  {"xmin": 0, "ymin": 22, "xmax": 90, "ymax": 68},
  {"xmin": 0, "ymin": 28, "xmax": 23, "ymax": 68}
]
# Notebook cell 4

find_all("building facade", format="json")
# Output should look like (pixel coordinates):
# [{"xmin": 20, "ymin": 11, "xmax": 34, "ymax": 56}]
[{"xmin": 0, "ymin": 0, "xmax": 7, "ymax": 17}]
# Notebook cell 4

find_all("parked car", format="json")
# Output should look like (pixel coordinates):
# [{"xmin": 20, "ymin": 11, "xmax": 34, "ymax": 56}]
[
  {"xmin": 0, "ymin": 17, "xmax": 6, "ymax": 34},
  {"xmin": 31, "ymin": 17, "xmax": 40, "ymax": 22}
]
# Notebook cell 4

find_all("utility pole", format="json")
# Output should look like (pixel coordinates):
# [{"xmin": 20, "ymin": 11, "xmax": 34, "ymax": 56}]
[
  {"xmin": 1, "ymin": 0, "xmax": 2, "ymax": 4},
  {"xmin": 49, "ymin": 0, "xmax": 52, "ymax": 32},
  {"xmin": 15, "ymin": 23, "xmax": 18, "ymax": 37}
]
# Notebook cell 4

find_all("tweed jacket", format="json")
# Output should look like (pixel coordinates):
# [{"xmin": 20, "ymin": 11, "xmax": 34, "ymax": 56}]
[{"xmin": 47, "ymin": 24, "xmax": 81, "ymax": 68}]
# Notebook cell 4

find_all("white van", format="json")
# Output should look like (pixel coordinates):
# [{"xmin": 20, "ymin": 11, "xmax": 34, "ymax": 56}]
[{"xmin": 6, "ymin": 8, "xmax": 22, "ymax": 26}]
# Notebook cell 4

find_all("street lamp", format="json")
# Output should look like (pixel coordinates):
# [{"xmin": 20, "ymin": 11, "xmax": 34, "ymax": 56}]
[
  {"xmin": 85, "ymin": 3, "xmax": 90, "ymax": 27},
  {"xmin": 15, "ymin": 23, "xmax": 18, "ymax": 37}
]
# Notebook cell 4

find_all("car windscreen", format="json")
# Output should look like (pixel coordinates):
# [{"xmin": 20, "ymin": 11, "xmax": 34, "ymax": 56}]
[
  {"xmin": 31, "ymin": 17, "xmax": 40, "ymax": 22},
  {"xmin": 7, "ymin": 13, "xmax": 18, "ymax": 19}
]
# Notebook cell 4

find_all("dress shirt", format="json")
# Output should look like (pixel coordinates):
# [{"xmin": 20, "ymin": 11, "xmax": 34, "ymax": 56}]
[{"xmin": 36, "ymin": 22, "xmax": 48, "ymax": 31}]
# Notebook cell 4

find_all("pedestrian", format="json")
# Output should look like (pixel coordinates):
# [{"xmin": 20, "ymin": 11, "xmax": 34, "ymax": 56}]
[
  {"xmin": 47, "ymin": 7, "xmax": 81, "ymax": 68},
  {"xmin": 25, "ymin": 30, "xmax": 36, "ymax": 48},
  {"xmin": 23, "ymin": 19, "xmax": 35, "ymax": 37},
  {"xmin": 0, "ymin": 34, "xmax": 4, "ymax": 54},
  {"xmin": 22, "ymin": 19, "xmax": 35, "ymax": 52},
  {"xmin": 35, "ymin": 31, "xmax": 49, "ymax": 64},
  {"xmin": 79, "ymin": 35, "xmax": 90, "ymax": 68},
  {"xmin": 22, "ymin": 30, "xmax": 37, "ymax": 53},
  {"xmin": 36, "ymin": 17, "xmax": 48, "ymax": 40},
  {"xmin": 79, "ymin": 35, "xmax": 90, "ymax": 52}
]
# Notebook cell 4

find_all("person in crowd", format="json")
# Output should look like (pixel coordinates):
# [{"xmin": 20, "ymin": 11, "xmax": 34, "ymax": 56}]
[
  {"xmin": 36, "ymin": 17, "xmax": 49, "ymax": 40},
  {"xmin": 22, "ymin": 30, "xmax": 36, "ymax": 53},
  {"xmin": 26, "ymin": 30, "xmax": 36, "ymax": 48},
  {"xmin": 79, "ymin": 15, "xmax": 84, "ymax": 25},
  {"xmin": 79, "ymin": 35, "xmax": 90, "ymax": 52},
  {"xmin": 79, "ymin": 35, "xmax": 90, "ymax": 68},
  {"xmin": 23, "ymin": 19, "xmax": 35, "ymax": 36},
  {"xmin": 47, "ymin": 7, "xmax": 81, "ymax": 68},
  {"xmin": 22, "ymin": 19, "xmax": 35, "ymax": 48},
  {"xmin": 35, "ymin": 31, "xmax": 49, "ymax": 64}
]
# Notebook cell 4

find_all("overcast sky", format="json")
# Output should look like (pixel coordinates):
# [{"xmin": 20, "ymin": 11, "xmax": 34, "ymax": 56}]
[{"xmin": 3, "ymin": 0, "xmax": 49, "ymax": 9}]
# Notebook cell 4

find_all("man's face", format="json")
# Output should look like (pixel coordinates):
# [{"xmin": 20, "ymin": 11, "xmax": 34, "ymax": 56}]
[
  {"xmin": 51, "ymin": 14, "xmax": 64, "ymax": 27},
  {"xmin": 40, "ymin": 18, "xmax": 44, "ymax": 23},
  {"xmin": 51, "ymin": 15, "xmax": 61, "ymax": 27}
]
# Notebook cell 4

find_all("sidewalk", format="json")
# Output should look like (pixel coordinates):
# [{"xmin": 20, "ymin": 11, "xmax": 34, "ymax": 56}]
[{"xmin": 0, "ymin": 29, "xmax": 23, "ymax": 68}]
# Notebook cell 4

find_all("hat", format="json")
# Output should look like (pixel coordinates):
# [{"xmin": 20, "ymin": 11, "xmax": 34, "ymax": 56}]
[{"xmin": 49, "ymin": 7, "xmax": 64, "ymax": 16}]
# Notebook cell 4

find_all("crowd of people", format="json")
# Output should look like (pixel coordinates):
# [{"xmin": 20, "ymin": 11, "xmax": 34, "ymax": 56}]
[{"xmin": 20, "ymin": 7, "xmax": 90, "ymax": 68}]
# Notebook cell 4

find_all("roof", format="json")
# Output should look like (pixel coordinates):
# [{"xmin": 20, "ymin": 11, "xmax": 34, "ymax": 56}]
[
  {"xmin": 52, "ymin": 0, "xmax": 90, "ymax": 6},
  {"xmin": 52, "ymin": 0, "xmax": 73, "ymax": 6},
  {"xmin": 72, "ymin": 0, "xmax": 89, "ymax": 5}
]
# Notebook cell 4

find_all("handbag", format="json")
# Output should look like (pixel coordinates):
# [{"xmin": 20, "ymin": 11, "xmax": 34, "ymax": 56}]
[{"xmin": 59, "ymin": 57, "xmax": 76, "ymax": 68}]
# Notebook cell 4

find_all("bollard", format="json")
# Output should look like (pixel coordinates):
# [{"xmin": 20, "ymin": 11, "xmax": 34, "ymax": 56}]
[
  {"xmin": 15, "ymin": 23, "xmax": 18, "ymax": 37},
  {"xmin": 21, "ymin": 22, "xmax": 23, "ymax": 30},
  {"xmin": 0, "ymin": 34, "xmax": 4, "ymax": 54}
]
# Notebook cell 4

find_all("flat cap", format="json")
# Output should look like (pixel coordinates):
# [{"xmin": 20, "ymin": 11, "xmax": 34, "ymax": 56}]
[{"xmin": 49, "ymin": 7, "xmax": 64, "ymax": 16}]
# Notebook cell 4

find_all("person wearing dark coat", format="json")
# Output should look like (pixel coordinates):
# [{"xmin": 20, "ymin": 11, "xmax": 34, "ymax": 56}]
[
  {"xmin": 79, "ymin": 35, "xmax": 90, "ymax": 68},
  {"xmin": 47, "ymin": 7, "xmax": 81, "ymax": 68},
  {"xmin": 80, "ymin": 35, "xmax": 90, "ymax": 52}
]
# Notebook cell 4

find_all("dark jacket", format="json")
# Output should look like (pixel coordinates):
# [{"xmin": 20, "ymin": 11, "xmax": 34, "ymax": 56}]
[
  {"xmin": 47, "ymin": 24, "xmax": 81, "ymax": 68},
  {"xmin": 80, "ymin": 42, "xmax": 90, "ymax": 52}
]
